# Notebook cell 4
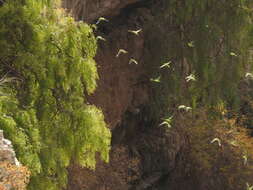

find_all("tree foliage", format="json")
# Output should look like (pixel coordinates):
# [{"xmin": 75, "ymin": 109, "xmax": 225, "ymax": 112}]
[
  {"xmin": 0, "ymin": 1, "xmax": 111, "ymax": 190},
  {"xmin": 146, "ymin": 0, "xmax": 253, "ymax": 119}
]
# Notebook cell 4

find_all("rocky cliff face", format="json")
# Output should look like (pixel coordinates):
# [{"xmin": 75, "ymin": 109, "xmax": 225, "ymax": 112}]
[
  {"xmin": 0, "ymin": 130, "xmax": 20, "ymax": 166},
  {"xmin": 64, "ymin": 1, "xmax": 253, "ymax": 190},
  {"xmin": 0, "ymin": 130, "xmax": 30, "ymax": 190},
  {"xmin": 65, "ymin": 1, "xmax": 186, "ymax": 189},
  {"xmin": 62, "ymin": 0, "xmax": 142, "ymax": 22}
]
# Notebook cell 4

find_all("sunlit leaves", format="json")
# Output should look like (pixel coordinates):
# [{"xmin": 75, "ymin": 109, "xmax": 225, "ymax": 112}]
[{"xmin": 0, "ymin": 1, "xmax": 110, "ymax": 190}]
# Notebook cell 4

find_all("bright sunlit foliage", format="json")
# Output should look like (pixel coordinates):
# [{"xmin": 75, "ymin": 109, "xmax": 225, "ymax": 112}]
[{"xmin": 0, "ymin": 1, "xmax": 111, "ymax": 190}]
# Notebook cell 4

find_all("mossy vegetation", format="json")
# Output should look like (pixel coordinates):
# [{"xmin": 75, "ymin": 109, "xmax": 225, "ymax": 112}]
[
  {"xmin": 0, "ymin": 0, "xmax": 111, "ymax": 190},
  {"xmin": 144, "ymin": 1, "xmax": 253, "ymax": 187},
  {"xmin": 146, "ymin": 0, "xmax": 253, "ymax": 120},
  {"xmin": 177, "ymin": 108, "xmax": 253, "ymax": 190}
]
